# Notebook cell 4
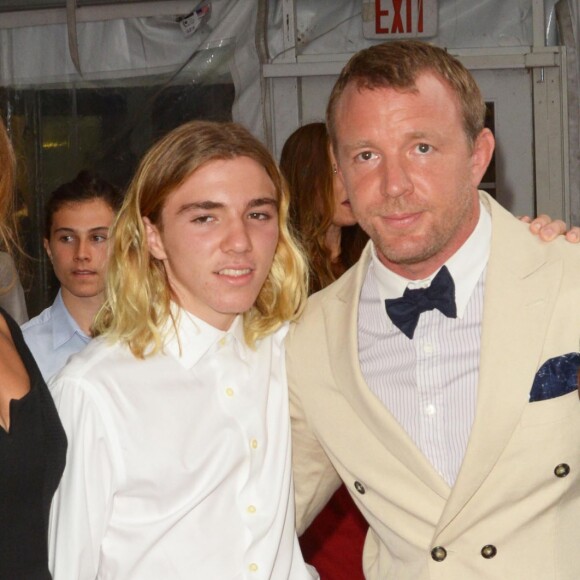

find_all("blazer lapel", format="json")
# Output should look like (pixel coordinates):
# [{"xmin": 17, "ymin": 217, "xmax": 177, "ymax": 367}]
[
  {"xmin": 436, "ymin": 193, "xmax": 563, "ymax": 536},
  {"xmin": 324, "ymin": 244, "xmax": 451, "ymax": 500}
]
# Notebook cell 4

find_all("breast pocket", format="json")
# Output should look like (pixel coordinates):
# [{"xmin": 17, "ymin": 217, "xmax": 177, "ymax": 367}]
[{"xmin": 521, "ymin": 390, "xmax": 580, "ymax": 427}]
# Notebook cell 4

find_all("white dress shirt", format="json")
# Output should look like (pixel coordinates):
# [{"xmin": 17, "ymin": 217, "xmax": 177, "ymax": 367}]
[
  {"xmin": 21, "ymin": 289, "xmax": 90, "ymax": 380},
  {"xmin": 48, "ymin": 308, "xmax": 317, "ymax": 580},
  {"xmin": 358, "ymin": 201, "xmax": 491, "ymax": 486}
]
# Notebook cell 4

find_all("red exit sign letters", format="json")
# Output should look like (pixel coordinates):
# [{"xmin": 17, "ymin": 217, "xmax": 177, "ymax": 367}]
[{"xmin": 362, "ymin": 0, "xmax": 438, "ymax": 39}]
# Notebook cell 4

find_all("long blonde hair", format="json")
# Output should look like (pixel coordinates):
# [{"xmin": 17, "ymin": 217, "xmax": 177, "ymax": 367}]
[
  {"xmin": 0, "ymin": 117, "xmax": 25, "ymax": 294},
  {"xmin": 94, "ymin": 120, "xmax": 308, "ymax": 357}
]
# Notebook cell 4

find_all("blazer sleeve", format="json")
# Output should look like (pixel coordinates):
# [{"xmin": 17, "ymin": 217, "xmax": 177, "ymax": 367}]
[{"xmin": 287, "ymin": 328, "xmax": 342, "ymax": 535}]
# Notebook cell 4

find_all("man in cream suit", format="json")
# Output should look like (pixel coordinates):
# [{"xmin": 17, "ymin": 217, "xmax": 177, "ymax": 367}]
[{"xmin": 287, "ymin": 40, "xmax": 580, "ymax": 579}]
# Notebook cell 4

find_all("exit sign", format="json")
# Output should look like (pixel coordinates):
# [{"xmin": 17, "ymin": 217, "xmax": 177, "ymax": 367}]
[{"xmin": 362, "ymin": 0, "xmax": 438, "ymax": 39}]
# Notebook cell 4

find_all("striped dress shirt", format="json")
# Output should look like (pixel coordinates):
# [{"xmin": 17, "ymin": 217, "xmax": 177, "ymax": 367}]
[{"xmin": 358, "ymin": 202, "xmax": 491, "ymax": 486}]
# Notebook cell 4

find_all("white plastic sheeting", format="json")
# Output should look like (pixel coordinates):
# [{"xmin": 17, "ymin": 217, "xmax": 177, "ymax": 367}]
[
  {"xmin": 0, "ymin": 0, "xmax": 264, "ymax": 138},
  {"xmin": 0, "ymin": 0, "xmax": 573, "ymax": 156},
  {"xmin": 267, "ymin": 0, "xmax": 536, "ymax": 62}
]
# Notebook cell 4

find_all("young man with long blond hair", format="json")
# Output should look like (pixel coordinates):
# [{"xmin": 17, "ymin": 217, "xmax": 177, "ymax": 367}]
[{"xmin": 48, "ymin": 120, "xmax": 317, "ymax": 580}]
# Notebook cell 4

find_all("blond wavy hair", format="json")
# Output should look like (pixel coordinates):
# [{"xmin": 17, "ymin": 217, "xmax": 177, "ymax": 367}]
[{"xmin": 94, "ymin": 120, "xmax": 308, "ymax": 357}]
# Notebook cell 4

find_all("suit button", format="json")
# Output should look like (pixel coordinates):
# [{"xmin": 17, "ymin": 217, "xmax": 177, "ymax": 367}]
[
  {"xmin": 554, "ymin": 463, "xmax": 570, "ymax": 478},
  {"xmin": 481, "ymin": 544, "xmax": 497, "ymax": 559},
  {"xmin": 431, "ymin": 546, "xmax": 447, "ymax": 562},
  {"xmin": 354, "ymin": 481, "xmax": 366, "ymax": 494}
]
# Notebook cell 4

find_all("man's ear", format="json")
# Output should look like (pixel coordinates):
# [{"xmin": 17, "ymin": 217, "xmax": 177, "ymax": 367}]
[
  {"xmin": 143, "ymin": 217, "xmax": 167, "ymax": 261},
  {"xmin": 328, "ymin": 145, "xmax": 340, "ymax": 176},
  {"xmin": 470, "ymin": 128, "xmax": 495, "ymax": 188},
  {"xmin": 329, "ymin": 143, "xmax": 349, "ymax": 189},
  {"xmin": 43, "ymin": 238, "xmax": 52, "ymax": 262}
]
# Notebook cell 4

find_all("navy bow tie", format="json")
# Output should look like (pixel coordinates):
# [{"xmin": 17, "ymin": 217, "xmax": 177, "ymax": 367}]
[{"xmin": 384, "ymin": 265, "xmax": 457, "ymax": 339}]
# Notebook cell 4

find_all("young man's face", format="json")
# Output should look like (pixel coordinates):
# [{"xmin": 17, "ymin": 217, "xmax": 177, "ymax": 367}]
[
  {"xmin": 44, "ymin": 198, "xmax": 116, "ymax": 302},
  {"xmin": 145, "ymin": 156, "xmax": 280, "ymax": 330},
  {"xmin": 333, "ymin": 71, "xmax": 493, "ymax": 280}
]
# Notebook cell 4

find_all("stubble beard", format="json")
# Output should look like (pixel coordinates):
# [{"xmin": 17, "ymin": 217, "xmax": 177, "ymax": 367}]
[{"xmin": 366, "ymin": 187, "xmax": 476, "ymax": 267}]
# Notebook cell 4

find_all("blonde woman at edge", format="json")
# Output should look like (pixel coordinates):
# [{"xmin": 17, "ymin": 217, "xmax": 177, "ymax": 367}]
[{"xmin": 0, "ymin": 116, "xmax": 66, "ymax": 579}]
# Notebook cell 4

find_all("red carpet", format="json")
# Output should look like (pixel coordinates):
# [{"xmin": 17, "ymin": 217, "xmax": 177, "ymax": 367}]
[{"xmin": 300, "ymin": 485, "xmax": 368, "ymax": 579}]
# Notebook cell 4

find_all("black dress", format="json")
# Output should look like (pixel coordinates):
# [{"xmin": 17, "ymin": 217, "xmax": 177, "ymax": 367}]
[{"xmin": 0, "ymin": 309, "xmax": 67, "ymax": 579}]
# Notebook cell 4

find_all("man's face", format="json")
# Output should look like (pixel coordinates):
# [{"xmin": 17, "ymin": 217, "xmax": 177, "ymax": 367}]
[
  {"xmin": 145, "ymin": 156, "xmax": 280, "ymax": 330},
  {"xmin": 333, "ymin": 72, "xmax": 493, "ymax": 279},
  {"xmin": 44, "ymin": 198, "xmax": 115, "ymax": 301}
]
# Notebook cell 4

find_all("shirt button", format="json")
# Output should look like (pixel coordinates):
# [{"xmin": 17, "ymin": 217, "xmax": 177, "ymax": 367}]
[
  {"xmin": 425, "ymin": 404, "xmax": 436, "ymax": 416},
  {"xmin": 225, "ymin": 388, "xmax": 234, "ymax": 397},
  {"xmin": 423, "ymin": 342, "xmax": 434, "ymax": 354},
  {"xmin": 249, "ymin": 563, "xmax": 258, "ymax": 572},
  {"xmin": 481, "ymin": 544, "xmax": 497, "ymax": 559},
  {"xmin": 219, "ymin": 336, "xmax": 227, "ymax": 347},
  {"xmin": 247, "ymin": 505, "xmax": 256, "ymax": 514},
  {"xmin": 250, "ymin": 439, "xmax": 258, "ymax": 449},
  {"xmin": 431, "ymin": 546, "xmax": 447, "ymax": 562},
  {"xmin": 554, "ymin": 463, "xmax": 570, "ymax": 477}
]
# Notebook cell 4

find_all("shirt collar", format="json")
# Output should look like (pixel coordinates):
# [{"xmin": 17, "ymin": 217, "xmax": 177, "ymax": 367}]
[
  {"xmin": 163, "ymin": 304, "xmax": 248, "ymax": 369},
  {"xmin": 51, "ymin": 289, "xmax": 91, "ymax": 349},
  {"xmin": 371, "ymin": 199, "xmax": 491, "ymax": 319}
]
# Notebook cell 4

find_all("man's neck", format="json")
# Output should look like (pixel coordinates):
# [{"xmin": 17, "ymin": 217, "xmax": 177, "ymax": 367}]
[{"xmin": 60, "ymin": 289, "xmax": 104, "ymax": 336}]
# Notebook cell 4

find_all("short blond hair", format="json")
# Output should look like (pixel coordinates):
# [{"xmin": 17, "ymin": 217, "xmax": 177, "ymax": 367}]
[
  {"xmin": 327, "ymin": 40, "xmax": 486, "ymax": 149},
  {"xmin": 94, "ymin": 120, "xmax": 308, "ymax": 357}
]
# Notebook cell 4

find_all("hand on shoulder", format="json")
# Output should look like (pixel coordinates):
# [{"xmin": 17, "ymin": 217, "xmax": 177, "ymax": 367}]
[{"xmin": 521, "ymin": 214, "xmax": 580, "ymax": 243}]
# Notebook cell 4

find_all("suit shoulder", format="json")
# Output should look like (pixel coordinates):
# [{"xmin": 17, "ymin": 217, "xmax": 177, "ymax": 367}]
[
  {"xmin": 305, "ymin": 262, "xmax": 359, "ymax": 313},
  {"xmin": 288, "ymin": 261, "xmax": 361, "ymax": 346},
  {"xmin": 491, "ymin": 207, "xmax": 580, "ymax": 270},
  {"xmin": 526, "ymin": 229, "xmax": 580, "ymax": 265}
]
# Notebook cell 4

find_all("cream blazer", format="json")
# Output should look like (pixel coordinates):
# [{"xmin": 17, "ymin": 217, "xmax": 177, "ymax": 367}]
[{"xmin": 287, "ymin": 192, "xmax": 580, "ymax": 579}]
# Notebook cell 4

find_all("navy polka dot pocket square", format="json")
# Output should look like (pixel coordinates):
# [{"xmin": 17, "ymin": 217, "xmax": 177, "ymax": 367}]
[{"xmin": 529, "ymin": 352, "xmax": 580, "ymax": 402}]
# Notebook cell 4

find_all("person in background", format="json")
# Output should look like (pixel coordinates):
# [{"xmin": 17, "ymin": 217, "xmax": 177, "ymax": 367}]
[
  {"xmin": 0, "ymin": 116, "xmax": 66, "ymax": 578},
  {"xmin": 281, "ymin": 122, "xmax": 368, "ymax": 294},
  {"xmin": 280, "ymin": 121, "xmax": 368, "ymax": 579},
  {"xmin": 48, "ymin": 120, "xmax": 317, "ymax": 579},
  {"xmin": 287, "ymin": 40, "xmax": 580, "ymax": 579},
  {"xmin": 21, "ymin": 171, "xmax": 122, "ymax": 380}
]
